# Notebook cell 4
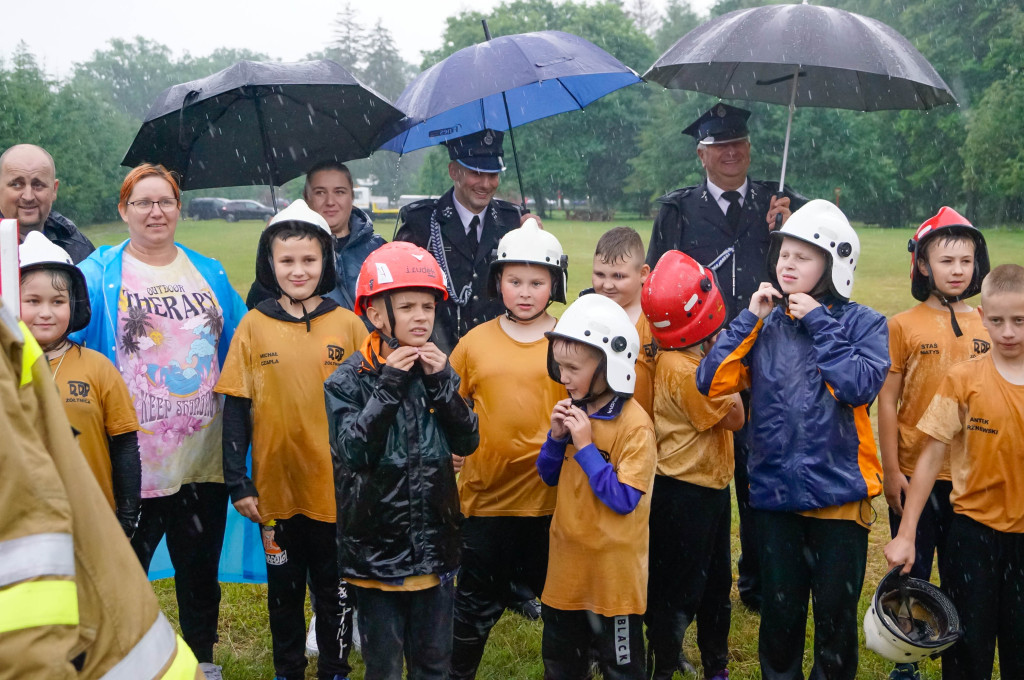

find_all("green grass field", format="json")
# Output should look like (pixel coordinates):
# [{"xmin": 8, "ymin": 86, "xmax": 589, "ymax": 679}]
[{"xmin": 80, "ymin": 215, "xmax": 1022, "ymax": 679}]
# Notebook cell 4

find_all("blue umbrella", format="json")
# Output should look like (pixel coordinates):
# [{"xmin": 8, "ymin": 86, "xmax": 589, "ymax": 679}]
[{"xmin": 378, "ymin": 27, "xmax": 641, "ymax": 201}]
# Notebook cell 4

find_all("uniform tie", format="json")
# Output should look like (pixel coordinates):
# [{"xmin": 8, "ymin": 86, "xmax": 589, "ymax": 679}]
[
  {"xmin": 467, "ymin": 215, "xmax": 480, "ymax": 256},
  {"xmin": 722, "ymin": 190, "xmax": 742, "ymax": 229}
]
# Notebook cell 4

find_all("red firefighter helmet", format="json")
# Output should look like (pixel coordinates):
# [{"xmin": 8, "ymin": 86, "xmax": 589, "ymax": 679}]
[
  {"xmin": 642, "ymin": 250, "xmax": 727, "ymax": 350},
  {"xmin": 354, "ymin": 242, "xmax": 448, "ymax": 315},
  {"xmin": 909, "ymin": 207, "xmax": 989, "ymax": 302}
]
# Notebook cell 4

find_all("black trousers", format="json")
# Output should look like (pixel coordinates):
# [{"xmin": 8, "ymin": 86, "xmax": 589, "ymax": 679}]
[
  {"xmin": 263, "ymin": 515, "xmax": 353, "ymax": 680},
  {"xmin": 733, "ymin": 413, "xmax": 760, "ymax": 610},
  {"xmin": 941, "ymin": 513, "xmax": 1024, "ymax": 680},
  {"xmin": 542, "ymin": 605, "xmax": 646, "ymax": 680},
  {"xmin": 888, "ymin": 478, "xmax": 954, "ymax": 583},
  {"xmin": 353, "ymin": 579, "xmax": 455, "ymax": 680},
  {"xmin": 131, "ymin": 481, "xmax": 227, "ymax": 663},
  {"xmin": 755, "ymin": 510, "xmax": 867, "ymax": 680},
  {"xmin": 450, "ymin": 515, "xmax": 551, "ymax": 679},
  {"xmin": 645, "ymin": 477, "xmax": 731, "ymax": 679}
]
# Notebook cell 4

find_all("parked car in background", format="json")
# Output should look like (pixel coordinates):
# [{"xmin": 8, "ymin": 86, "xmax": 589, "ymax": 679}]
[
  {"xmin": 186, "ymin": 197, "xmax": 230, "ymax": 220},
  {"xmin": 221, "ymin": 200, "xmax": 276, "ymax": 222}
]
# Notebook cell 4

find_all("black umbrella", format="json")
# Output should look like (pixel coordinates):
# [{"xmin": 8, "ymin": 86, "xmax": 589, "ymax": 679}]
[
  {"xmin": 645, "ymin": 2, "xmax": 957, "ymax": 219},
  {"xmin": 123, "ymin": 60, "xmax": 406, "ymax": 207}
]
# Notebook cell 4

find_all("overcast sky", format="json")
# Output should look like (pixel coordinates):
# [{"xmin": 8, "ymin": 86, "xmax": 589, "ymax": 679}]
[{"xmin": 7, "ymin": 0, "xmax": 715, "ymax": 80}]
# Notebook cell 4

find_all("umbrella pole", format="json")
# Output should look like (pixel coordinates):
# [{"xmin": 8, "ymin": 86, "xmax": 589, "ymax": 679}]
[
  {"xmin": 254, "ymin": 94, "xmax": 280, "ymax": 214},
  {"xmin": 775, "ymin": 65, "xmax": 800, "ymax": 229},
  {"xmin": 482, "ymin": 19, "xmax": 528, "ymax": 211}
]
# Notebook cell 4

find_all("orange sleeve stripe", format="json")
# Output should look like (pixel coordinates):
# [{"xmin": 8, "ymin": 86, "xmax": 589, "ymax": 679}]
[
  {"xmin": 854, "ymin": 404, "xmax": 883, "ymax": 498},
  {"xmin": 707, "ymin": 319, "xmax": 761, "ymax": 397}
]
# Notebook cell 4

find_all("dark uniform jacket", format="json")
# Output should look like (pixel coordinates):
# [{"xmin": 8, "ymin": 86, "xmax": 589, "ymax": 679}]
[
  {"xmin": 325, "ymin": 334, "xmax": 479, "ymax": 579},
  {"xmin": 646, "ymin": 179, "xmax": 806, "ymax": 321},
  {"xmin": 0, "ymin": 210, "xmax": 96, "ymax": 264},
  {"xmin": 394, "ymin": 188, "xmax": 523, "ymax": 353}
]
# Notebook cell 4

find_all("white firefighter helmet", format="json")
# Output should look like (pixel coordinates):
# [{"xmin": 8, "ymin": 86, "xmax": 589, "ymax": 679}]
[
  {"xmin": 545, "ymin": 293, "xmax": 640, "ymax": 397},
  {"xmin": 18, "ymin": 230, "xmax": 91, "ymax": 333},
  {"xmin": 863, "ymin": 567, "xmax": 960, "ymax": 664},
  {"xmin": 487, "ymin": 218, "xmax": 568, "ymax": 303},
  {"xmin": 768, "ymin": 199, "xmax": 860, "ymax": 300}
]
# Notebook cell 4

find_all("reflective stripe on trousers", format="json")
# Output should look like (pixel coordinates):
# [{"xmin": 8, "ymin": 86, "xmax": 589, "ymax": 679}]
[
  {"xmin": 0, "ymin": 580, "xmax": 79, "ymax": 633},
  {"xmin": 0, "ymin": 532, "xmax": 75, "ymax": 587},
  {"xmin": 100, "ymin": 612, "xmax": 198, "ymax": 680}
]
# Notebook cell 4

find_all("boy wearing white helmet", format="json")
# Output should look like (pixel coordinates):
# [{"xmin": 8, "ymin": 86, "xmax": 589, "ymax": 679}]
[
  {"xmin": 448, "ymin": 219, "xmax": 570, "ymax": 679},
  {"xmin": 536, "ymin": 293, "xmax": 656, "ymax": 680},
  {"xmin": 215, "ymin": 200, "xmax": 368, "ymax": 680},
  {"xmin": 19, "ymin": 230, "xmax": 141, "ymax": 536},
  {"xmin": 697, "ymin": 199, "xmax": 890, "ymax": 680}
]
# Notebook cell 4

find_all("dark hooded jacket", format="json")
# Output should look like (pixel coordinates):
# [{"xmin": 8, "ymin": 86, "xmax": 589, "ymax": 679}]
[
  {"xmin": 325, "ymin": 332, "xmax": 479, "ymax": 579},
  {"xmin": 0, "ymin": 209, "xmax": 96, "ymax": 264}
]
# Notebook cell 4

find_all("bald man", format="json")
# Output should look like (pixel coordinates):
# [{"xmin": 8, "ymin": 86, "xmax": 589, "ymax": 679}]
[{"xmin": 0, "ymin": 144, "xmax": 95, "ymax": 263}]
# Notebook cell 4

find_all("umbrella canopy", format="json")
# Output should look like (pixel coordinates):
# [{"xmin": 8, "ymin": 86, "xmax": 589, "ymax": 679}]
[
  {"xmin": 645, "ymin": 3, "xmax": 956, "ymax": 112},
  {"xmin": 378, "ymin": 30, "xmax": 641, "ymax": 154},
  {"xmin": 123, "ymin": 59, "xmax": 406, "ymax": 191}
]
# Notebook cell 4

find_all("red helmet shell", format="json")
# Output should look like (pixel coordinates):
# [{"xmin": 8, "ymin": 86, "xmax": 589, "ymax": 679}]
[
  {"xmin": 354, "ymin": 242, "xmax": 449, "ymax": 315},
  {"xmin": 641, "ymin": 250, "xmax": 727, "ymax": 350},
  {"xmin": 908, "ymin": 207, "xmax": 989, "ymax": 302}
]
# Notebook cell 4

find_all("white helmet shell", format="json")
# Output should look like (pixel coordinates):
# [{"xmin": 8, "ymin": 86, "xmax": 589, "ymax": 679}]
[
  {"xmin": 488, "ymin": 218, "xmax": 568, "ymax": 303},
  {"xmin": 770, "ymin": 199, "xmax": 860, "ymax": 300},
  {"xmin": 546, "ymin": 294, "xmax": 640, "ymax": 396},
  {"xmin": 18, "ymin": 230, "xmax": 92, "ymax": 333},
  {"xmin": 267, "ymin": 198, "xmax": 332, "ymax": 236},
  {"xmin": 863, "ymin": 567, "xmax": 960, "ymax": 663}
]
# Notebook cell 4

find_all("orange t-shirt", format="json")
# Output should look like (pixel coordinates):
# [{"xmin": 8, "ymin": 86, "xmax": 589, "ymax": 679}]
[
  {"xmin": 888, "ymin": 303, "xmax": 990, "ymax": 480},
  {"xmin": 653, "ymin": 347, "xmax": 734, "ymax": 489},
  {"xmin": 50, "ymin": 346, "xmax": 139, "ymax": 510},
  {"xmin": 450, "ymin": 318, "xmax": 564, "ymax": 517},
  {"xmin": 917, "ymin": 354, "xmax": 1024, "ymax": 533},
  {"xmin": 541, "ymin": 398, "xmax": 656, "ymax": 616},
  {"xmin": 215, "ymin": 306, "xmax": 367, "ymax": 522},
  {"xmin": 632, "ymin": 314, "xmax": 656, "ymax": 418}
]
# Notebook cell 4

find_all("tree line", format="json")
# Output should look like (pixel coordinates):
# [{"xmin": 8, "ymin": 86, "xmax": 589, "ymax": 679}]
[{"xmin": 1, "ymin": 0, "xmax": 1020, "ymax": 228}]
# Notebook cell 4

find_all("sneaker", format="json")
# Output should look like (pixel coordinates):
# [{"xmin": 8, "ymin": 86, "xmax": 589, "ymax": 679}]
[
  {"xmin": 306, "ymin": 615, "xmax": 319, "ymax": 656},
  {"xmin": 351, "ymin": 610, "xmax": 361, "ymax": 652},
  {"xmin": 198, "ymin": 662, "xmax": 223, "ymax": 680},
  {"xmin": 678, "ymin": 650, "xmax": 697, "ymax": 675},
  {"xmin": 889, "ymin": 663, "xmax": 921, "ymax": 680},
  {"xmin": 508, "ymin": 597, "xmax": 542, "ymax": 620}
]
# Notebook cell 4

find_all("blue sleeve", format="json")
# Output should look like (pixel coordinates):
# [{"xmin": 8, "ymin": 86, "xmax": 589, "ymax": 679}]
[
  {"xmin": 573, "ymin": 444, "xmax": 643, "ymax": 514},
  {"xmin": 537, "ymin": 432, "xmax": 568, "ymax": 486},
  {"xmin": 696, "ymin": 309, "xmax": 762, "ymax": 396},
  {"xmin": 801, "ymin": 305, "xmax": 891, "ymax": 406}
]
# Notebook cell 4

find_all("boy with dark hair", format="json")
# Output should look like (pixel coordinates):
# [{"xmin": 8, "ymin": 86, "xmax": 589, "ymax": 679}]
[
  {"xmin": 885, "ymin": 263, "xmax": 1024, "ymax": 679},
  {"xmin": 698, "ymin": 200, "xmax": 889, "ymax": 679},
  {"xmin": 216, "ymin": 200, "xmax": 368, "ymax": 680},
  {"xmin": 325, "ymin": 241, "xmax": 479, "ymax": 680},
  {"xmin": 590, "ymin": 226, "xmax": 654, "ymax": 417},
  {"xmin": 537, "ymin": 293, "xmax": 656, "ymax": 680},
  {"xmin": 877, "ymin": 206, "xmax": 990, "ymax": 680},
  {"xmin": 641, "ymin": 251, "xmax": 742, "ymax": 680}
]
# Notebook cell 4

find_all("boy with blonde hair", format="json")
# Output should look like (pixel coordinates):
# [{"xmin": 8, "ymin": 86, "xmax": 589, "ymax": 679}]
[
  {"xmin": 885, "ymin": 263, "xmax": 1024, "ymax": 679},
  {"xmin": 590, "ymin": 226, "xmax": 654, "ymax": 417},
  {"xmin": 538, "ymin": 293, "xmax": 656, "ymax": 679}
]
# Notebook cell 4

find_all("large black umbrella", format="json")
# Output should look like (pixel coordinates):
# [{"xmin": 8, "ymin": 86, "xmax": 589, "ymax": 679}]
[
  {"xmin": 645, "ymin": 2, "xmax": 957, "ymax": 208},
  {"xmin": 123, "ymin": 60, "xmax": 406, "ymax": 206}
]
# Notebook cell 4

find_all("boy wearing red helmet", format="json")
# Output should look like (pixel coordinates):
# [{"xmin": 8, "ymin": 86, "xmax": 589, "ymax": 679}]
[
  {"xmin": 877, "ymin": 207, "xmax": 990, "ymax": 680},
  {"xmin": 640, "ymin": 251, "xmax": 743, "ymax": 680},
  {"xmin": 216, "ymin": 201, "xmax": 368, "ymax": 680},
  {"xmin": 324, "ymin": 241, "xmax": 479, "ymax": 680}
]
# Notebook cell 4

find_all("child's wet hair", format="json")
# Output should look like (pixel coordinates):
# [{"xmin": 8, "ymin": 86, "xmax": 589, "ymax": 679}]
[
  {"xmin": 981, "ymin": 264, "xmax": 1024, "ymax": 301},
  {"xmin": 595, "ymin": 226, "xmax": 645, "ymax": 266},
  {"xmin": 920, "ymin": 233, "xmax": 976, "ymax": 263},
  {"xmin": 552, "ymin": 336, "xmax": 602, "ymax": 361},
  {"xmin": 20, "ymin": 267, "xmax": 72, "ymax": 293},
  {"xmin": 271, "ymin": 223, "xmax": 323, "ymax": 245}
]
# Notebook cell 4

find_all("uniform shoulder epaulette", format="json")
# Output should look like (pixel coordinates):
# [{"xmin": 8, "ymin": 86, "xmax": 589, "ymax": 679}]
[
  {"xmin": 492, "ymin": 198, "xmax": 524, "ymax": 214},
  {"xmin": 401, "ymin": 197, "xmax": 439, "ymax": 215},
  {"xmin": 656, "ymin": 185, "xmax": 697, "ymax": 204}
]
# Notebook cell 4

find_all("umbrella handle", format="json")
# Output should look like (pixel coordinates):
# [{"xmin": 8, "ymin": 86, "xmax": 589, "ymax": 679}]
[{"xmin": 774, "ymin": 192, "xmax": 784, "ymax": 231}]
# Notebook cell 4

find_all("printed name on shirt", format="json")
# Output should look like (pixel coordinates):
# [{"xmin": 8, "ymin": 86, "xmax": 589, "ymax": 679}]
[
  {"xmin": 919, "ymin": 342, "xmax": 939, "ymax": 356},
  {"xmin": 614, "ymin": 616, "xmax": 630, "ymax": 665},
  {"xmin": 967, "ymin": 417, "xmax": 998, "ymax": 435},
  {"xmin": 260, "ymin": 352, "xmax": 279, "ymax": 366},
  {"xmin": 124, "ymin": 289, "xmax": 216, "ymax": 321}
]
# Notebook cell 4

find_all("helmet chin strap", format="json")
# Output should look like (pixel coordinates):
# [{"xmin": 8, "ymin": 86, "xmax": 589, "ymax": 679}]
[
  {"xmin": 569, "ymin": 357, "xmax": 607, "ymax": 410},
  {"xmin": 377, "ymin": 294, "xmax": 401, "ymax": 350},
  {"xmin": 924, "ymin": 266, "xmax": 964, "ymax": 337}
]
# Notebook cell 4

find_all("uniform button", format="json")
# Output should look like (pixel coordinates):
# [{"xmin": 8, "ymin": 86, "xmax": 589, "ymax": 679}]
[{"xmin": 472, "ymin": 295, "xmax": 479, "ymax": 301}]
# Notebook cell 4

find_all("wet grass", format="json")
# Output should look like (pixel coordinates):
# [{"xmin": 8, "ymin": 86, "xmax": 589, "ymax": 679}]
[{"xmin": 83, "ymin": 215, "xmax": 1019, "ymax": 679}]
